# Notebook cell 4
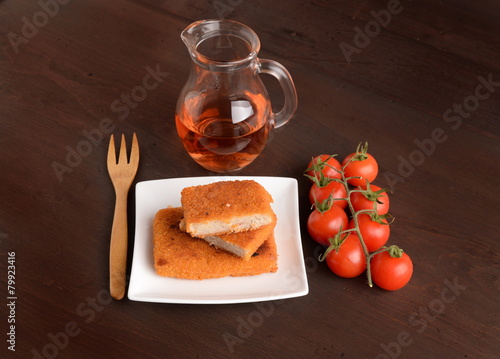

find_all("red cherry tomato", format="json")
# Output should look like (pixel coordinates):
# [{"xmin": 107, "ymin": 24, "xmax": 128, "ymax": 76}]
[
  {"xmin": 350, "ymin": 184, "xmax": 390, "ymax": 215},
  {"xmin": 306, "ymin": 155, "xmax": 342, "ymax": 182},
  {"xmin": 309, "ymin": 180, "xmax": 347, "ymax": 209},
  {"xmin": 307, "ymin": 204, "xmax": 348, "ymax": 247},
  {"xmin": 325, "ymin": 234, "xmax": 366, "ymax": 278},
  {"xmin": 371, "ymin": 250, "xmax": 413, "ymax": 290},
  {"xmin": 348, "ymin": 213, "xmax": 390, "ymax": 252},
  {"xmin": 342, "ymin": 148, "xmax": 378, "ymax": 187}
]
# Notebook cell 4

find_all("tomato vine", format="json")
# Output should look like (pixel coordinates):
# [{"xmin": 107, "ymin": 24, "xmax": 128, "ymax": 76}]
[{"xmin": 309, "ymin": 142, "xmax": 413, "ymax": 290}]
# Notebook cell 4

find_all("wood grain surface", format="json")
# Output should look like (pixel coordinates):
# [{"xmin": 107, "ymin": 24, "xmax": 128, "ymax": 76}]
[{"xmin": 1, "ymin": 1, "xmax": 498, "ymax": 358}]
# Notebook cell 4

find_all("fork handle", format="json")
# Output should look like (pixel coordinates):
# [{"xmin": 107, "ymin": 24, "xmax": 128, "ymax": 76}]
[{"xmin": 109, "ymin": 190, "xmax": 129, "ymax": 300}]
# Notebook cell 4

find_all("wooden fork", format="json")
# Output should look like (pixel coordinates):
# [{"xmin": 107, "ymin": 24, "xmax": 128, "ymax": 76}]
[{"xmin": 107, "ymin": 133, "xmax": 139, "ymax": 300}]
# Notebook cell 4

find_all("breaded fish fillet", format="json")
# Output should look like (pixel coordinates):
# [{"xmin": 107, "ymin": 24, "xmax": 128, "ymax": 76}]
[
  {"xmin": 153, "ymin": 208, "xmax": 278, "ymax": 280},
  {"xmin": 180, "ymin": 180, "xmax": 275, "ymax": 237},
  {"xmin": 200, "ymin": 212, "xmax": 276, "ymax": 260}
]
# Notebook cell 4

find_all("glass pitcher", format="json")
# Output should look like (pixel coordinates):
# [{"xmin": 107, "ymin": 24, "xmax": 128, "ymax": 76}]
[{"xmin": 175, "ymin": 19, "xmax": 298, "ymax": 173}]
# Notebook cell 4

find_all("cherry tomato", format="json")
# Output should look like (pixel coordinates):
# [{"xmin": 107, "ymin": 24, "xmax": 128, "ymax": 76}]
[
  {"xmin": 371, "ymin": 250, "xmax": 413, "ymax": 290},
  {"xmin": 307, "ymin": 204, "xmax": 348, "ymax": 247},
  {"xmin": 309, "ymin": 180, "xmax": 347, "ymax": 209},
  {"xmin": 325, "ymin": 234, "xmax": 366, "ymax": 278},
  {"xmin": 348, "ymin": 213, "xmax": 390, "ymax": 252},
  {"xmin": 342, "ymin": 151, "xmax": 378, "ymax": 187},
  {"xmin": 350, "ymin": 184, "xmax": 390, "ymax": 215},
  {"xmin": 306, "ymin": 155, "xmax": 342, "ymax": 182}
]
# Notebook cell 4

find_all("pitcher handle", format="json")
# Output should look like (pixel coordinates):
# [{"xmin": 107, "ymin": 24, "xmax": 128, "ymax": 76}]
[{"xmin": 258, "ymin": 59, "xmax": 298, "ymax": 129}]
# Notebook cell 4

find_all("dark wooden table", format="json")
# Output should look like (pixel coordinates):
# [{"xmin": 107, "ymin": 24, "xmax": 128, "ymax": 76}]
[{"xmin": 1, "ymin": 1, "xmax": 499, "ymax": 358}]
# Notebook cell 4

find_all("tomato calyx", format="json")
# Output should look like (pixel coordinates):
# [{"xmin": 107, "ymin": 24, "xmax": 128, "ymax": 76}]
[
  {"xmin": 312, "ymin": 195, "xmax": 334, "ymax": 214},
  {"xmin": 305, "ymin": 170, "xmax": 343, "ymax": 188},
  {"xmin": 386, "ymin": 244, "xmax": 404, "ymax": 258},
  {"xmin": 366, "ymin": 211, "xmax": 394, "ymax": 225},
  {"xmin": 350, "ymin": 142, "xmax": 369, "ymax": 162},
  {"xmin": 354, "ymin": 181, "xmax": 391, "ymax": 205},
  {"xmin": 305, "ymin": 154, "xmax": 340, "ymax": 174},
  {"xmin": 318, "ymin": 231, "xmax": 349, "ymax": 261},
  {"xmin": 368, "ymin": 245, "xmax": 403, "ymax": 259}
]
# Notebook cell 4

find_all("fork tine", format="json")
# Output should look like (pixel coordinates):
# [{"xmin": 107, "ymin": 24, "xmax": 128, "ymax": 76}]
[
  {"xmin": 129, "ymin": 133, "xmax": 139, "ymax": 167},
  {"xmin": 107, "ymin": 134, "xmax": 116, "ymax": 165},
  {"xmin": 118, "ymin": 134, "xmax": 128, "ymax": 164}
]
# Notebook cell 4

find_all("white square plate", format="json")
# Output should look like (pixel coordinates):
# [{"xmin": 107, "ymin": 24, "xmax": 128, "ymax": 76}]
[{"xmin": 128, "ymin": 176, "xmax": 308, "ymax": 304}]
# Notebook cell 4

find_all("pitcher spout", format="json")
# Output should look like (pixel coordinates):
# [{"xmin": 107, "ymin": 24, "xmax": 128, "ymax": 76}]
[
  {"xmin": 180, "ymin": 21, "xmax": 200, "ymax": 59},
  {"xmin": 180, "ymin": 19, "xmax": 260, "ymax": 69}
]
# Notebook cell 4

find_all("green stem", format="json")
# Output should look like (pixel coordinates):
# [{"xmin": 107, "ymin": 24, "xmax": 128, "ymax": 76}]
[
  {"xmin": 340, "ymin": 157, "xmax": 374, "ymax": 287},
  {"xmin": 352, "ymin": 209, "xmax": 377, "ymax": 216},
  {"xmin": 367, "ymin": 246, "xmax": 390, "ymax": 260}
]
